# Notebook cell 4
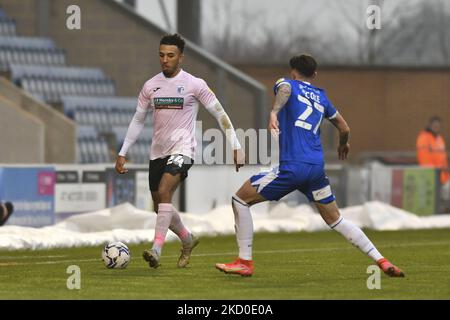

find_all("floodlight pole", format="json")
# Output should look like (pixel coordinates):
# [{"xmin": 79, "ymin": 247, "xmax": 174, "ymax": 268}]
[
  {"xmin": 177, "ymin": 0, "xmax": 201, "ymax": 46},
  {"xmin": 36, "ymin": 0, "xmax": 49, "ymax": 37}
]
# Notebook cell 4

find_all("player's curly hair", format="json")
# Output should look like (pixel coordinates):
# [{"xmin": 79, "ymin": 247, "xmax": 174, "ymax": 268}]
[
  {"xmin": 289, "ymin": 54, "xmax": 317, "ymax": 78},
  {"xmin": 160, "ymin": 33, "xmax": 185, "ymax": 53}
]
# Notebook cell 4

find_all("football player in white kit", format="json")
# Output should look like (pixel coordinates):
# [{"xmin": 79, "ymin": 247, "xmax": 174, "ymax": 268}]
[{"xmin": 116, "ymin": 34, "xmax": 244, "ymax": 269}]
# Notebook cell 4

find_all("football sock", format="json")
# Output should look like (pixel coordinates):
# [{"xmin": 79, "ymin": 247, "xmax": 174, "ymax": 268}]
[
  {"xmin": 329, "ymin": 216, "xmax": 383, "ymax": 262},
  {"xmin": 169, "ymin": 208, "xmax": 193, "ymax": 247},
  {"xmin": 231, "ymin": 195, "xmax": 253, "ymax": 261},
  {"xmin": 152, "ymin": 203, "xmax": 174, "ymax": 256}
]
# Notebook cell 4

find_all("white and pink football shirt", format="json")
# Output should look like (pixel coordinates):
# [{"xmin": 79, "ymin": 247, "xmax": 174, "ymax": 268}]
[{"xmin": 136, "ymin": 69, "xmax": 217, "ymax": 160}]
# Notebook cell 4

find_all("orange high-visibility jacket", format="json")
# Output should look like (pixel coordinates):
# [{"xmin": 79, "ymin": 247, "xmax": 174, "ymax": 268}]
[{"xmin": 416, "ymin": 130, "xmax": 449, "ymax": 184}]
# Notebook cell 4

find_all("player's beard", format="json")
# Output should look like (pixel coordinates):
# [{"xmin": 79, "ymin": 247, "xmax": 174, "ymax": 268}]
[
  {"xmin": 162, "ymin": 69, "xmax": 173, "ymax": 77},
  {"xmin": 162, "ymin": 64, "xmax": 180, "ymax": 78}
]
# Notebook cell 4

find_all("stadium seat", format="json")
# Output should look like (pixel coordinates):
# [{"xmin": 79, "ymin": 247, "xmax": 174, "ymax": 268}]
[
  {"xmin": 0, "ymin": 17, "xmax": 16, "ymax": 36},
  {"xmin": 112, "ymin": 126, "xmax": 129, "ymax": 147},
  {"xmin": 77, "ymin": 135, "xmax": 112, "ymax": 163},
  {"xmin": 66, "ymin": 96, "xmax": 147, "ymax": 163},
  {"xmin": 77, "ymin": 125, "xmax": 97, "ymax": 138},
  {"xmin": 10, "ymin": 64, "xmax": 116, "ymax": 103}
]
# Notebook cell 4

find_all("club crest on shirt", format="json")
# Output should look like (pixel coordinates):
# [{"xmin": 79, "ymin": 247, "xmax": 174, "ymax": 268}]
[{"xmin": 177, "ymin": 86, "xmax": 185, "ymax": 94}]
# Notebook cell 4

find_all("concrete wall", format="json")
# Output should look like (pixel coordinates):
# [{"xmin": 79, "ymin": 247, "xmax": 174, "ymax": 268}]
[
  {"xmin": 239, "ymin": 65, "xmax": 450, "ymax": 163},
  {"xmin": 0, "ymin": 0, "xmax": 265, "ymax": 132},
  {"xmin": 0, "ymin": 77, "xmax": 76, "ymax": 163},
  {"xmin": 0, "ymin": 95, "xmax": 45, "ymax": 163}
]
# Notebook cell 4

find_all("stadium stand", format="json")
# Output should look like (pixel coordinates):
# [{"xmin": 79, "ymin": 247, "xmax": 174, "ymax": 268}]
[
  {"xmin": 9, "ymin": 64, "xmax": 116, "ymax": 103},
  {"xmin": 61, "ymin": 96, "xmax": 151, "ymax": 163},
  {"xmin": 0, "ymin": 36, "xmax": 66, "ymax": 72},
  {"xmin": 0, "ymin": 8, "xmax": 151, "ymax": 164},
  {"xmin": 0, "ymin": 0, "xmax": 268, "ymax": 167},
  {"xmin": 0, "ymin": 9, "xmax": 15, "ymax": 36}
]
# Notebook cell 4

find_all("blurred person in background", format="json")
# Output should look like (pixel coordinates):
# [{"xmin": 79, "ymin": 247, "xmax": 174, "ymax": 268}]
[
  {"xmin": 115, "ymin": 33, "xmax": 244, "ymax": 269},
  {"xmin": 416, "ymin": 116, "xmax": 450, "ymax": 211},
  {"xmin": 0, "ymin": 201, "xmax": 14, "ymax": 226}
]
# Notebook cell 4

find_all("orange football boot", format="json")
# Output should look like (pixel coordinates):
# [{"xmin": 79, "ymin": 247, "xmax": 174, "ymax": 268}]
[
  {"xmin": 377, "ymin": 258, "xmax": 405, "ymax": 277},
  {"xmin": 215, "ymin": 258, "xmax": 254, "ymax": 277}
]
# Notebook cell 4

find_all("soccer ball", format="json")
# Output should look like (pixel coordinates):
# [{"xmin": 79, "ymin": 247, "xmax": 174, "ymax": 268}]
[{"xmin": 102, "ymin": 242, "xmax": 131, "ymax": 269}]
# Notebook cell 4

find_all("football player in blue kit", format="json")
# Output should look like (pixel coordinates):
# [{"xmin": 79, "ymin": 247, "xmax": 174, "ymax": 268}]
[{"xmin": 215, "ymin": 54, "xmax": 405, "ymax": 278}]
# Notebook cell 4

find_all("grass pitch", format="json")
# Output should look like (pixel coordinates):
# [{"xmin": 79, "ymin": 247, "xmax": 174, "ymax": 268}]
[{"xmin": 0, "ymin": 228, "xmax": 449, "ymax": 300}]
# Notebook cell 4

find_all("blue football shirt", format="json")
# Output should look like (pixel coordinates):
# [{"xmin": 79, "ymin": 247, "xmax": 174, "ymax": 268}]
[{"xmin": 273, "ymin": 78, "xmax": 338, "ymax": 165}]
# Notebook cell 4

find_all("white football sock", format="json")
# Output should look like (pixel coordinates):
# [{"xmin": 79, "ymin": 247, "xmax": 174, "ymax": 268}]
[
  {"xmin": 329, "ymin": 216, "xmax": 383, "ymax": 262},
  {"xmin": 232, "ymin": 194, "xmax": 253, "ymax": 261},
  {"xmin": 169, "ymin": 208, "xmax": 192, "ymax": 247},
  {"xmin": 152, "ymin": 203, "xmax": 174, "ymax": 256}
]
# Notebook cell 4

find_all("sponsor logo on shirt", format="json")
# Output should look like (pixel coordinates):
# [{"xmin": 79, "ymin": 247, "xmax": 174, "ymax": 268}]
[{"xmin": 154, "ymin": 97, "xmax": 184, "ymax": 109}]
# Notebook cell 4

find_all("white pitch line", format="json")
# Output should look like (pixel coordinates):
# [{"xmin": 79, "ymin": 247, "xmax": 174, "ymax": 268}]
[
  {"xmin": 1, "ymin": 240, "xmax": 450, "ymax": 267},
  {"xmin": 0, "ymin": 258, "xmax": 98, "ymax": 267},
  {"xmin": 0, "ymin": 255, "xmax": 67, "ymax": 260},
  {"xmin": 176, "ymin": 240, "xmax": 450, "ymax": 257}
]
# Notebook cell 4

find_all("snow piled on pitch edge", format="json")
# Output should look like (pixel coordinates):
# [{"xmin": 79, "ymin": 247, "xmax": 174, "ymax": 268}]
[{"xmin": 1, "ymin": 201, "xmax": 450, "ymax": 250}]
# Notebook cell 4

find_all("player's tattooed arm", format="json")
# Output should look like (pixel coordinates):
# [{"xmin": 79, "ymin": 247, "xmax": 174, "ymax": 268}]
[
  {"xmin": 329, "ymin": 113, "xmax": 350, "ymax": 160},
  {"xmin": 329, "ymin": 113, "xmax": 350, "ymax": 143},
  {"xmin": 268, "ymin": 83, "xmax": 291, "ymax": 136},
  {"xmin": 339, "ymin": 131, "xmax": 349, "ymax": 145},
  {"xmin": 272, "ymin": 83, "xmax": 291, "ymax": 114}
]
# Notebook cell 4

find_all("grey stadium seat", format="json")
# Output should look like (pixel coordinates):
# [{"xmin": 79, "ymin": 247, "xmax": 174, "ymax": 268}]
[
  {"xmin": 0, "ymin": 17, "xmax": 16, "ymax": 36},
  {"xmin": 10, "ymin": 64, "xmax": 116, "ymax": 103}
]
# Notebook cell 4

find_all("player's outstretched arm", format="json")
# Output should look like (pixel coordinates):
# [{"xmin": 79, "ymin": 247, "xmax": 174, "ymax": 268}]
[
  {"xmin": 115, "ymin": 107, "xmax": 148, "ymax": 174},
  {"xmin": 329, "ymin": 113, "xmax": 350, "ymax": 160},
  {"xmin": 115, "ymin": 155, "xmax": 128, "ymax": 174},
  {"xmin": 268, "ymin": 83, "xmax": 291, "ymax": 136},
  {"xmin": 204, "ymin": 101, "xmax": 245, "ymax": 172}
]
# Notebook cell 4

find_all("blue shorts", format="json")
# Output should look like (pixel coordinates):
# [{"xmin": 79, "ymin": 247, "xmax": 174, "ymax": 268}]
[{"xmin": 250, "ymin": 163, "xmax": 335, "ymax": 204}]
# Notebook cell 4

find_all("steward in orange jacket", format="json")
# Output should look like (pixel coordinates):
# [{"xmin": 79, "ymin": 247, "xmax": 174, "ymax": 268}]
[{"xmin": 416, "ymin": 117, "xmax": 449, "ymax": 185}]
